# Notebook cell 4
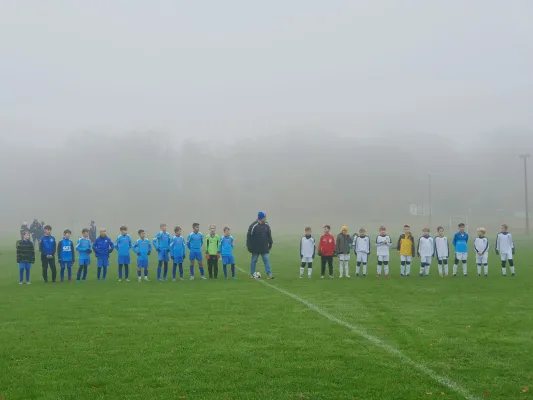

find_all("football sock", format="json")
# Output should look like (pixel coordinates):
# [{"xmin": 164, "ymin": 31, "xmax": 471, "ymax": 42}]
[
  {"xmin": 67, "ymin": 266, "xmax": 72, "ymax": 281},
  {"xmin": 103, "ymin": 266, "xmax": 108, "ymax": 280},
  {"xmin": 420, "ymin": 265, "xmax": 425, "ymax": 275},
  {"xmin": 118, "ymin": 265, "xmax": 123, "ymax": 279},
  {"xmin": 77, "ymin": 268, "xmax": 83, "ymax": 281},
  {"xmin": 231, "ymin": 265, "xmax": 235, "ymax": 278},
  {"xmin": 339, "ymin": 261, "xmax": 344, "ymax": 277},
  {"xmin": 300, "ymin": 263, "xmax": 305, "ymax": 276},
  {"xmin": 377, "ymin": 262, "xmax": 382, "ymax": 275},
  {"xmin": 179, "ymin": 263, "xmax": 184, "ymax": 278},
  {"xmin": 438, "ymin": 263, "xmax": 443, "ymax": 275},
  {"xmin": 400, "ymin": 262, "xmax": 405, "ymax": 275},
  {"xmin": 453, "ymin": 264, "xmax": 458, "ymax": 275},
  {"xmin": 19, "ymin": 269, "xmax": 23, "ymax": 282},
  {"xmin": 356, "ymin": 262, "xmax": 361, "ymax": 275},
  {"xmin": 362, "ymin": 264, "xmax": 367, "ymax": 275},
  {"xmin": 384, "ymin": 262, "xmax": 389, "ymax": 275},
  {"xmin": 484, "ymin": 264, "xmax": 488, "ymax": 275},
  {"xmin": 424, "ymin": 265, "xmax": 430, "ymax": 275},
  {"xmin": 308, "ymin": 263, "xmax": 312, "ymax": 277},
  {"xmin": 199, "ymin": 266, "xmax": 205, "ymax": 277},
  {"xmin": 125, "ymin": 265, "xmax": 129, "ymax": 279},
  {"xmin": 406, "ymin": 264, "xmax": 411, "ymax": 275},
  {"xmin": 223, "ymin": 265, "xmax": 228, "ymax": 278},
  {"xmin": 462, "ymin": 261, "xmax": 467, "ymax": 275},
  {"xmin": 172, "ymin": 263, "xmax": 177, "ymax": 279},
  {"xmin": 163, "ymin": 262, "xmax": 168, "ymax": 279},
  {"xmin": 190, "ymin": 266, "xmax": 194, "ymax": 277},
  {"xmin": 157, "ymin": 266, "xmax": 161, "ymax": 280},
  {"xmin": 345, "ymin": 262, "xmax": 350, "ymax": 276},
  {"xmin": 444, "ymin": 264, "xmax": 449, "ymax": 275},
  {"xmin": 510, "ymin": 266, "xmax": 515, "ymax": 275},
  {"xmin": 25, "ymin": 267, "xmax": 30, "ymax": 282},
  {"xmin": 144, "ymin": 269, "xmax": 148, "ymax": 277},
  {"xmin": 477, "ymin": 265, "xmax": 481, "ymax": 275},
  {"xmin": 82, "ymin": 266, "xmax": 88, "ymax": 280},
  {"xmin": 97, "ymin": 267, "xmax": 102, "ymax": 280},
  {"xmin": 137, "ymin": 269, "xmax": 142, "ymax": 278}
]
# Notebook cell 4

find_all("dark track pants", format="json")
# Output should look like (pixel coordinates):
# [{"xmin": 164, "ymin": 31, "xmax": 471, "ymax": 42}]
[{"xmin": 41, "ymin": 256, "xmax": 57, "ymax": 282}]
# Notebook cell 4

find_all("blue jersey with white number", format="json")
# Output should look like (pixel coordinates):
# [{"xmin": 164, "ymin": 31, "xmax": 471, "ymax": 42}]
[{"xmin": 58, "ymin": 238, "xmax": 75, "ymax": 262}]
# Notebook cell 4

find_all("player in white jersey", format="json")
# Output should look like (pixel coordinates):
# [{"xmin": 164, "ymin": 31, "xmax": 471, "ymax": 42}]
[
  {"xmin": 353, "ymin": 228, "xmax": 371, "ymax": 277},
  {"xmin": 434, "ymin": 226, "xmax": 449, "ymax": 277},
  {"xmin": 474, "ymin": 227, "xmax": 489, "ymax": 277},
  {"xmin": 375, "ymin": 226, "xmax": 391, "ymax": 279},
  {"xmin": 495, "ymin": 224, "xmax": 515, "ymax": 276},
  {"xmin": 417, "ymin": 228, "xmax": 434, "ymax": 277},
  {"xmin": 300, "ymin": 227, "xmax": 316, "ymax": 278}
]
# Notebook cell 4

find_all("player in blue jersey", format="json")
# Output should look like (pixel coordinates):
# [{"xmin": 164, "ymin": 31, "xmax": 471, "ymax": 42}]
[
  {"xmin": 170, "ymin": 226, "xmax": 186, "ymax": 281},
  {"xmin": 452, "ymin": 223, "xmax": 469, "ymax": 277},
  {"xmin": 219, "ymin": 227, "xmax": 237, "ymax": 279},
  {"xmin": 153, "ymin": 223, "xmax": 171, "ymax": 281},
  {"xmin": 75, "ymin": 228, "xmax": 92, "ymax": 282},
  {"xmin": 187, "ymin": 223, "xmax": 206, "ymax": 280},
  {"xmin": 57, "ymin": 229, "xmax": 76, "ymax": 283},
  {"xmin": 39, "ymin": 225, "xmax": 57, "ymax": 283},
  {"xmin": 133, "ymin": 229, "xmax": 151, "ymax": 282},
  {"xmin": 115, "ymin": 225, "xmax": 132, "ymax": 282},
  {"xmin": 92, "ymin": 228, "xmax": 114, "ymax": 280}
]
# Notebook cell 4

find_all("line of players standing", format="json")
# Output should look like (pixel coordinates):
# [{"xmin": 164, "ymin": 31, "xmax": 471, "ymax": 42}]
[{"xmin": 298, "ymin": 223, "xmax": 516, "ymax": 279}]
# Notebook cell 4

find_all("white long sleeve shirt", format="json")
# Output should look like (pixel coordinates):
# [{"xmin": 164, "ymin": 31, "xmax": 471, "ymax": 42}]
[
  {"xmin": 417, "ymin": 236, "xmax": 434, "ymax": 257},
  {"xmin": 434, "ymin": 236, "xmax": 449, "ymax": 258},
  {"xmin": 474, "ymin": 237, "xmax": 489, "ymax": 254},
  {"xmin": 353, "ymin": 236, "xmax": 370, "ymax": 254},
  {"xmin": 496, "ymin": 232, "xmax": 514, "ymax": 254},
  {"xmin": 375, "ymin": 235, "xmax": 391, "ymax": 256}
]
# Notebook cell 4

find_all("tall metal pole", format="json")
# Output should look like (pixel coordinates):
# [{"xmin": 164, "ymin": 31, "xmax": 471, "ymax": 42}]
[
  {"xmin": 428, "ymin": 172, "xmax": 433, "ymax": 230},
  {"xmin": 520, "ymin": 154, "xmax": 530, "ymax": 235}
]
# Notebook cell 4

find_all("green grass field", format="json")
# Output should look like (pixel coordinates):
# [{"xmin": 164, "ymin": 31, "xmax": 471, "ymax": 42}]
[{"xmin": 0, "ymin": 235, "xmax": 531, "ymax": 400}]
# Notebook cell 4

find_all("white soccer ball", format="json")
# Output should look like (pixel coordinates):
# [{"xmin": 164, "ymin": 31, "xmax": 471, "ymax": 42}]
[{"xmin": 253, "ymin": 271, "xmax": 262, "ymax": 279}]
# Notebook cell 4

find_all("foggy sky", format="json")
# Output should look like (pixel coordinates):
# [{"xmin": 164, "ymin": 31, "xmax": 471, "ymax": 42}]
[{"xmin": 1, "ymin": 1, "xmax": 532, "ymax": 235}]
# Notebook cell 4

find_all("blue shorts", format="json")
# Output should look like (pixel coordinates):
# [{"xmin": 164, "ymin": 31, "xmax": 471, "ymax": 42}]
[
  {"xmin": 19, "ymin": 263, "xmax": 31, "ymax": 269},
  {"xmin": 172, "ymin": 256, "xmax": 184, "ymax": 264},
  {"xmin": 79, "ymin": 259, "xmax": 90, "ymax": 266},
  {"xmin": 60, "ymin": 262, "xmax": 73, "ymax": 268},
  {"xmin": 97, "ymin": 258, "xmax": 110, "ymax": 268},
  {"xmin": 137, "ymin": 259, "xmax": 148, "ymax": 268},
  {"xmin": 118, "ymin": 255, "xmax": 131, "ymax": 265},
  {"xmin": 222, "ymin": 255, "xmax": 235, "ymax": 265},
  {"xmin": 158, "ymin": 250, "xmax": 169, "ymax": 262},
  {"xmin": 189, "ymin": 251, "xmax": 202, "ymax": 262}
]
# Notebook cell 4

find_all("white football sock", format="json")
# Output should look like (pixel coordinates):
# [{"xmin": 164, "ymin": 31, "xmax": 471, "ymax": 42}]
[
  {"xmin": 300, "ymin": 267, "xmax": 305, "ymax": 276},
  {"xmin": 444, "ymin": 264, "xmax": 449, "ymax": 275},
  {"xmin": 419, "ymin": 266, "xmax": 425, "ymax": 275},
  {"xmin": 339, "ymin": 261, "xmax": 344, "ymax": 277},
  {"xmin": 362, "ymin": 264, "xmax": 367, "ymax": 275},
  {"xmin": 477, "ymin": 265, "xmax": 481, "ymax": 275},
  {"xmin": 462, "ymin": 263, "xmax": 467, "ymax": 275},
  {"xmin": 406, "ymin": 264, "xmax": 411, "ymax": 275},
  {"xmin": 356, "ymin": 264, "xmax": 361, "ymax": 275},
  {"xmin": 384, "ymin": 265, "xmax": 389, "ymax": 275},
  {"xmin": 345, "ymin": 262, "xmax": 350, "ymax": 276},
  {"xmin": 453, "ymin": 265, "xmax": 458, "ymax": 275},
  {"xmin": 425, "ymin": 265, "xmax": 430, "ymax": 275},
  {"xmin": 502, "ymin": 267, "xmax": 507, "ymax": 276},
  {"xmin": 484, "ymin": 264, "xmax": 488, "ymax": 275},
  {"xmin": 400, "ymin": 264, "xmax": 405, "ymax": 275},
  {"xmin": 510, "ymin": 266, "xmax": 515, "ymax": 274},
  {"xmin": 377, "ymin": 264, "xmax": 382, "ymax": 275},
  {"xmin": 438, "ymin": 264, "xmax": 443, "ymax": 276}
]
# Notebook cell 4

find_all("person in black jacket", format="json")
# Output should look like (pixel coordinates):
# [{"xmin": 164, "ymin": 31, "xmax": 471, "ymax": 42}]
[
  {"xmin": 29, "ymin": 219, "xmax": 42, "ymax": 247},
  {"xmin": 89, "ymin": 221, "xmax": 97, "ymax": 242},
  {"xmin": 246, "ymin": 211, "xmax": 274, "ymax": 279},
  {"xmin": 17, "ymin": 231, "xmax": 35, "ymax": 284}
]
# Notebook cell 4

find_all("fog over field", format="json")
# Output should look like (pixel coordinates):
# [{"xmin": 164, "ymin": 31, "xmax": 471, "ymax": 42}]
[{"xmin": 1, "ymin": 0, "xmax": 532, "ymax": 235}]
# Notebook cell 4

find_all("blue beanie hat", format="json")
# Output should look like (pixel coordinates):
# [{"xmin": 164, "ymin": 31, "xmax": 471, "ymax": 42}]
[{"xmin": 258, "ymin": 211, "xmax": 266, "ymax": 220}]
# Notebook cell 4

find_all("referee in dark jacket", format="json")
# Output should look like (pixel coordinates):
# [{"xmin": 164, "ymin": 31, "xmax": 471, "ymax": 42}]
[{"xmin": 246, "ymin": 211, "xmax": 274, "ymax": 279}]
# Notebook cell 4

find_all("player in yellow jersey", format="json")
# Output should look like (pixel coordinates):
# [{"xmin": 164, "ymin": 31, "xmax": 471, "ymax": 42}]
[{"xmin": 396, "ymin": 224, "xmax": 415, "ymax": 277}]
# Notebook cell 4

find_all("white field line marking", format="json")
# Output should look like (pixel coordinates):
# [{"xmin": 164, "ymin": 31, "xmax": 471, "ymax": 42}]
[{"xmin": 239, "ymin": 267, "xmax": 479, "ymax": 400}]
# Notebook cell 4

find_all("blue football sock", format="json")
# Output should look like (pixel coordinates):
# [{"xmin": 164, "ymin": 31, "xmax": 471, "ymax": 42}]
[
  {"xmin": 199, "ymin": 266, "xmax": 205, "ymax": 277},
  {"xmin": 125, "ymin": 265, "xmax": 129, "ymax": 279},
  {"xmin": 77, "ymin": 268, "xmax": 82, "ymax": 281},
  {"xmin": 97, "ymin": 267, "xmax": 102, "ymax": 279},
  {"xmin": 172, "ymin": 263, "xmax": 177, "ymax": 279},
  {"xmin": 82, "ymin": 266, "xmax": 88, "ymax": 280},
  {"xmin": 19, "ymin": 269, "xmax": 24, "ymax": 282},
  {"xmin": 231, "ymin": 265, "xmax": 235, "ymax": 278},
  {"xmin": 223, "ymin": 265, "xmax": 227, "ymax": 278},
  {"xmin": 103, "ymin": 266, "xmax": 108, "ymax": 280},
  {"xmin": 190, "ymin": 266, "xmax": 194, "ymax": 277},
  {"xmin": 67, "ymin": 266, "xmax": 72, "ymax": 281},
  {"xmin": 60, "ymin": 267, "xmax": 65, "ymax": 281},
  {"xmin": 144, "ymin": 269, "xmax": 148, "ymax": 277},
  {"xmin": 118, "ymin": 265, "xmax": 123, "ymax": 279},
  {"xmin": 157, "ymin": 266, "xmax": 161, "ymax": 280},
  {"xmin": 163, "ymin": 262, "xmax": 168, "ymax": 278},
  {"xmin": 179, "ymin": 264, "xmax": 183, "ymax": 278},
  {"xmin": 26, "ymin": 267, "xmax": 30, "ymax": 282},
  {"xmin": 137, "ymin": 269, "xmax": 142, "ymax": 278}
]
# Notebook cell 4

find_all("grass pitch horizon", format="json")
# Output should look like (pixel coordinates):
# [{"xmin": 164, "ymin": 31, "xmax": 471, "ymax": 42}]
[{"xmin": 0, "ymin": 235, "xmax": 531, "ymax": 399}]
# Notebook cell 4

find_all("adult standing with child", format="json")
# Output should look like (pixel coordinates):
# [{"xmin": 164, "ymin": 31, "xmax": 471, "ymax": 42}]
[{"xmin": 247, "ymin": 212, "xmax": 274, "ymax": 279}]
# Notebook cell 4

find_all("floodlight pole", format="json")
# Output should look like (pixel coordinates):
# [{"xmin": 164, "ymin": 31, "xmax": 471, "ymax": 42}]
[{"xmin": 520, "ymin": 154, "xmax": 531, "ymax": 235}]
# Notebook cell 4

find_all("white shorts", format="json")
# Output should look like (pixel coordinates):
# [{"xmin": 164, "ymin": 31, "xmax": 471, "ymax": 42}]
[
  {"xmin": 500, "ymin": 252, "xmax": 513, "ymax": 261},
  {"xmin": 437, "ymin": 257, "xmax": 448, "ymax": 262},
  {"xmin": 475, "ymin": 254, "xmax": 488, "ymax": 264},
  {"xmin": 455, "ymin": 252, "xmax": 468, "ymax": 261},
  {"xmin": 400, "ymin": 255, "xmax": 413, "ymax": 263},
  {"xmin": 377, "ymin": 255, "xmax": 389, "ymax": 262},
  {"xmin": 420, "ymin": 256, "xmax": 432, "ymax": 264},
  {"xmin": 356, "ymin": 252, "xmax": 368, "ymax": 263},
  {"xmin": 339, "ymin": 254, "xmax": 350, "ymax": 261},
  {"xmin": 301, "ymin": 257, "xmax": 313, "ymax": 263}
]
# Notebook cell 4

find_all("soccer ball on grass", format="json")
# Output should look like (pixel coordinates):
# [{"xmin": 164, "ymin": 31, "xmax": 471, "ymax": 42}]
[{"xmin": 253, "ymin": 272, "xmax": 262, "ymax": 279}]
